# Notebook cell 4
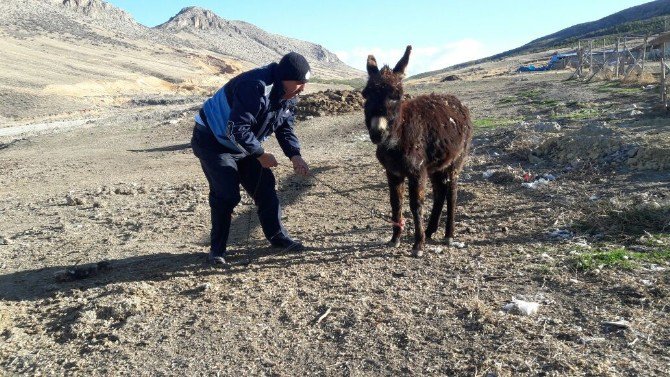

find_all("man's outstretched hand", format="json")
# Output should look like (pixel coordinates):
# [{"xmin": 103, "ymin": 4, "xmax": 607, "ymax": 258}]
[
  {"xmin": 257, "ymin": 153, "xmax": 279, "ymax": 168},
  {"xmin": 291, "ymin": 155, "xmax": 310, "ymax": 176}
]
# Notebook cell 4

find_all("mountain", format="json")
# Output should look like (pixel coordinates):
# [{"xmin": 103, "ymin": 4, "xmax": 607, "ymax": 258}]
[
  {"xmin": 49, "ymin": 0, "xmax": 136, "ymax": 23},
  {"xmin": 0, "ymin": 0, "xmax": 362, "ymax": 122},
  {"xmin": 412, "ymin": 0, "xmax": 670, "ymax": 79},
  {"xmin": 520, "ymin": 0, "xmax": 670, "ymax": 51},
  {"xmin": 155, "ymin": 7, "xmax": 356, "ymax": 79}
]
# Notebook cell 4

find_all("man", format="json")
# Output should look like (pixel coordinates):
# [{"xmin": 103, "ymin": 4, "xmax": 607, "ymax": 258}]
[{"xmin": 191, "ymin": 52, "xmax": 311, "ymax": 265}]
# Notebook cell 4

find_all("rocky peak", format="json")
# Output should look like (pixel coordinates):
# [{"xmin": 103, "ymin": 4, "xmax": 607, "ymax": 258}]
[
  {"xmin": 157, "ymin": 7, "xmax": 231, "ymax": 31},
  {"xmin": 48, "ymin": 0, "xmax": 135, "ymax": 22}
]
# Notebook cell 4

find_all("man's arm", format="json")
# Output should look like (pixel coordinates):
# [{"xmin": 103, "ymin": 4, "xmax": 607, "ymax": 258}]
[
  {"xmin": 275, "ymin": 112, "xmax": 301, "ymax": 159},
  {"xmin": 275, "ymin": 112, "xmax": 309, "ymax": 175},
  {"xmin": 227, "ymin": 82, "xmax": 266, "ymax": 158}
]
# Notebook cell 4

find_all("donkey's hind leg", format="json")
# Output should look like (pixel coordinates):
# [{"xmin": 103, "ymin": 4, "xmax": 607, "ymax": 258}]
[
  {"xmin": 386, "ymin": 171, "xmax": 405, "ymax": 248},
  {"xmin": 445, "ymin": 168, "xmax": 459, "ymax": 246},
  {"xmin": 408, "ymin": 173, "xmax": 427, "ymax": 256},
  {"xmin": 426, "ymin": 172, "xmax": 447, "ymax": 240}
]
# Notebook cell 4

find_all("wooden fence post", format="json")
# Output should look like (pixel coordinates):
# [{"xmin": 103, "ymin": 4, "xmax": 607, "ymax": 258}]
[{"xmin": 614, "ymin": 37, "xmax": 621, "ymax": 79}]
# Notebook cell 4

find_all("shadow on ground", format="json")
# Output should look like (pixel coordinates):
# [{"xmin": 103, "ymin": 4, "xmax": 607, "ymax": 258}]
[{"xmin": 0, "ymin": 165, "xmax": 398, "ymax": 302}]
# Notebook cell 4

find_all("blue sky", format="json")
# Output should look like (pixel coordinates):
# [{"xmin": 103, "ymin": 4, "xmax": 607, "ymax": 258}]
[{"xmin": 106, "ymin": 0, "xmax": 652, "ymax": 75}]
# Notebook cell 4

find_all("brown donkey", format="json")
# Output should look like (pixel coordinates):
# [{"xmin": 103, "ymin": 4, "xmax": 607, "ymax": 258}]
[{"xmin": 362, "ymin": 46, "xmax": 473, "ymax": 256}]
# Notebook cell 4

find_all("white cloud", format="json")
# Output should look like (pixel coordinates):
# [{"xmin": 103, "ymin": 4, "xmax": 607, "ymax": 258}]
[{"xmin": 336, "ymin": 40, "xmax": 495, "ymax": 76}]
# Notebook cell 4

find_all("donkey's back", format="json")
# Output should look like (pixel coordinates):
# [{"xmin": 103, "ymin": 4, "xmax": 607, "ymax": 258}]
[{"xmin": 394, "ymin": 93, "xmax": 472, "ymax": 174}]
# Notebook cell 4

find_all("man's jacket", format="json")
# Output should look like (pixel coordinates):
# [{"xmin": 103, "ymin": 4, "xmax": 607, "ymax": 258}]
[{"xmin": 198, "ymin": 63, "xmax": 301, "ymax": 159}]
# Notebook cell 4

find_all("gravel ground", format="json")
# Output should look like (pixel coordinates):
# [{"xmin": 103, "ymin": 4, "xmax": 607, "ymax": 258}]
[{"xmin": 1, "ymin": 67, "xmax": 669, "ymax": 375}]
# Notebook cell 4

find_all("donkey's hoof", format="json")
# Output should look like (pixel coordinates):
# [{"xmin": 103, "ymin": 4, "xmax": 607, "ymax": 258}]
[
  {"xmin": 386, "ymin": 239, "xmax": 401, "ymax": 248},
  {"xmin": 412, "ymin": 248, "xmax": 424, "ymax": 258}
]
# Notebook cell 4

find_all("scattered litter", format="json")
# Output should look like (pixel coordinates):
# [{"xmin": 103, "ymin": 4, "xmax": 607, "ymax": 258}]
[
  {"xmin": 482, "ymin": 170, "xmax": 495, "ymax": 179},
  {"xmin": 549, "ymin": 229, "xmax": 573, "ymax": 240},
  {"xmin": 316, "ymin": 307, "xmax": 331, "ymax": 324},
  {"xmin": 630, "ymin": 109, "xmax": 643, "ymax": 116},
  {"xmin": 541, "ymin": 173, "xmax": 556, "ymax": 181},
  {"xmin": 449, "ymin": 241, "xmax": 467, "ymax": 249},
  {"xmin": 579, "ymin": 336, "xmax": 606, "ymax": 344},
  {"xmin": 602, "ymin": 319, "xmax": 631, "ymax": 330},
  {"xmin": 569, "ymin": 278, "xmax": 581, "ymax": 284},
  {"xmin": 589, "ymin": 194, "xmax": 599, "ymax": 201},
  {"xmin": 522, "ymin": 178, "xmax": 551, "ymax": 189},
  {"xmin": 641, "ymin": 279, "xmax": 653, "ymax": 286},
  {"xmin": 503, "ymin": 298, "xmax": 540, "ymax": 316},
  {"xmin": 643, "ymin": 85, "xmax": 656, "ymax": 91}
]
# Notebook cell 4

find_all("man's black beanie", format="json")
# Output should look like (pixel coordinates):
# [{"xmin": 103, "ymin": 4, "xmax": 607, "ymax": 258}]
[{"xmin": 278, "ymin": 52, "xmax": 311, "ymax": 82}]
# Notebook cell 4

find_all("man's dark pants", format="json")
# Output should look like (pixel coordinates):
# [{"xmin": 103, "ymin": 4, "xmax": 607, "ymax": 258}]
[{"xmin": 191, "ymin": 124, "xmax": 289, "ymax": 256}]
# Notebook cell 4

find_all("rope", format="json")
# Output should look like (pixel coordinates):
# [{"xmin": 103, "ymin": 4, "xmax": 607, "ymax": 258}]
[{"xmin": 307, "ymin": 170, "xmax": 406, "ymax": 231}]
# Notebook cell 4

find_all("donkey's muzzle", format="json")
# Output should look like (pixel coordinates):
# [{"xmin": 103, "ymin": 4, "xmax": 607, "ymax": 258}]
[{"xmin": 368, "ymin": 116, "xmax": 388, "ymax": 144}]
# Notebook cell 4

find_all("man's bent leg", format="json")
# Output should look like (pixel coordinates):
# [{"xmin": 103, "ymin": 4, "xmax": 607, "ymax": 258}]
[
  {"xmin": 198, "ymin": 156, "xmax": 241, "ymax": 257},
  {"xmin": 238, "ymin": 157, "xmax": 291, "ymax": 245}
]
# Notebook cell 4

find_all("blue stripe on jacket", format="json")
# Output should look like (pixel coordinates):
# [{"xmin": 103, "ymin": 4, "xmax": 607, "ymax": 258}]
[{"xmin": 197, "ymin": 63, "xmax": 301, "ymax": 159}]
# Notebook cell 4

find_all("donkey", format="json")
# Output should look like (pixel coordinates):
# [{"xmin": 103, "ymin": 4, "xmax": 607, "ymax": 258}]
[{"xmin": 362, "ymin": 46, "xmax": 473, "ymax": 257}]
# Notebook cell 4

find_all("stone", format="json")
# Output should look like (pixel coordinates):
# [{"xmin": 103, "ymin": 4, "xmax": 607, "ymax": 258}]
[
  {"xmin": 534, "ymin": 121, "xmax": 561, "ymax": 132},
  {"xmin": 528, "ymin": 154, "xmax": 544, "ymax": 164}
]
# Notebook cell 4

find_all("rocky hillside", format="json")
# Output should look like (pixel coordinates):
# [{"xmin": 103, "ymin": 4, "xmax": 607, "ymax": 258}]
[
  {"xmin": 517, "ymin": 0, "xmax": 670, "ymax": 52},
  {"xmin": 156, "ymin": 7, "xmax": 357, "ymax": 79},
  {"xmin": 0, "ymin": 0, "xmax": 362, "ymax": 123},
  {"xmin": 412, "ymin": 0, "xmax": 670, "ymax": 79},
  {"xmin": 47, "ymin": 0, "xmax": 136, "ymax": 23}
]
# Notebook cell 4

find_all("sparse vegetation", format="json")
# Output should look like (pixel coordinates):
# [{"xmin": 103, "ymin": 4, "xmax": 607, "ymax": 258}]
[
  {"xmin": 473, "ymin": 117, "xmax": 522, "ymax": 129},
  {"xmin": 575, "ymin": 247, "xmax": 670, "ymax": 270},
  {"xmin": 552, "ymin": 107, "xmax": 603, "ymax": 120},
  {"xmin": 596, "ymin": 81, "xmax": 642, "ymax": 95}
]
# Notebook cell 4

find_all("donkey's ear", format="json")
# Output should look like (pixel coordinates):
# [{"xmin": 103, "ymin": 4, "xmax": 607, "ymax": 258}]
[
  {"xmin": 367, "ymin": 55, "xmax": 379, "ymax": 76},
  {"xmin": 393, "ymin": 45, "xmax": 412, "ymax": 74}
]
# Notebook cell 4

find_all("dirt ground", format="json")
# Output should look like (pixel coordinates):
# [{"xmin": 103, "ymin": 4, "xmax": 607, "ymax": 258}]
[{"xmin": 1, "ymin": 67, "xmax": 669, "ymax": 376}]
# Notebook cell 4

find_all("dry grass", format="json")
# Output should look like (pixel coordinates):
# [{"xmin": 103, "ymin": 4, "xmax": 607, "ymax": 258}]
[{"xmin": 574, "ymin": 199, "xmax": 670, "ymax": 241}]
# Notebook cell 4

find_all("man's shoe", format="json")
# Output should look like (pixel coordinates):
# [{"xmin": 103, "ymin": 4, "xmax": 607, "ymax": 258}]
[
  {"xmin": 207, "ymin": 252, "xmax": 228, "ymax": 266},
  {"xmin": 270, "ymin": 238, "xmax": 305, "ymax": 252}
]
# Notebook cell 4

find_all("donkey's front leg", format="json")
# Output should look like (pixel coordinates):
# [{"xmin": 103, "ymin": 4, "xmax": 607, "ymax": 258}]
[
  {"xmin": 386, "ymin": 171, "xmax": 405, "ymax": 248},
  {"xmin": 408, "ymin": 174, "xmax": 427, "ymax": 256}
]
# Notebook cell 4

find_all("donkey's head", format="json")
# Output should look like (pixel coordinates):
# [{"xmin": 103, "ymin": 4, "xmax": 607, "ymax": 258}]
[{"xmin": 362, "ymin": 45, "xmax": 411, "ymax": 144}]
